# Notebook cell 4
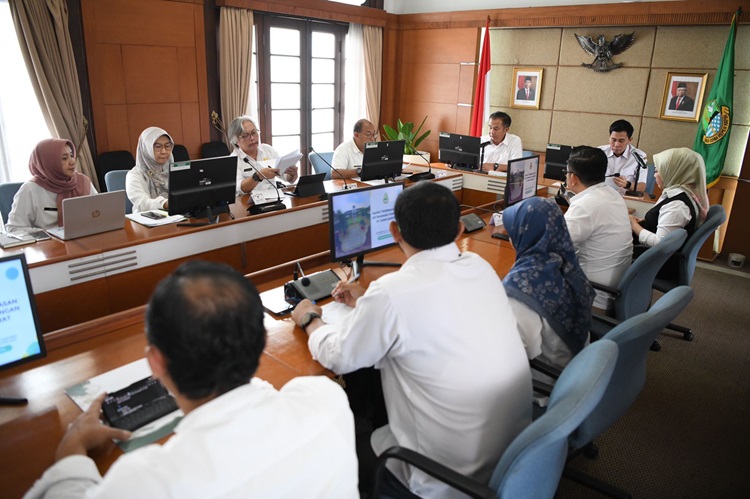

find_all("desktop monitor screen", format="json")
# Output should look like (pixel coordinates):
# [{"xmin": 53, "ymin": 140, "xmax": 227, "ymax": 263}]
[
  {"xmin": 505, "ymin": 155, "xmax": 540, "ymax": 208},
  {"xmin": 328, "ymin": 182, "xmax": 405, "ymax": 263},
  {"xmin": 0, "ymin": 254, "xmax": 46, "ymax": 372},
  {"xmin": 168, "ymin": 156, "xmax": 236, "ymax": 218},
  {"xmin": 438, "ymin": 132, "xmax": 481, "ymax": 169},
  {"xmin": 359, "ymin": 140, "xmax": 405, "ymax": 181},
  {"xmin": 544, "ymin": 144, "xmax": 572, "ymax": 181}
]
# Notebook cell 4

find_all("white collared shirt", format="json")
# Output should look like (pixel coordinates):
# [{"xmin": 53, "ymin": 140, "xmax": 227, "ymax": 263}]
[
  {"xmin": 24, "ymin": 377, "xmax": 359, "ymax": 499},
  {"xmin": 6, "ymin": 181, "xmax": 97, "ymax": 233},
  {"xmin": 231, "ymin": 144, "xmax": 279, "ymax": 195},
  {"xmin": 308, "ymin": 243, "xmax": 532, "ymax": 499},
  {"xmin": 331, "ymin": 139, "xmax": 363, "ymax": 170},
  {"xmin": 638, "ymin": 187, "xmax": 696, "ymax": 247},
  {"xmin": 481, "ymin": 133, "xmax": 523, "ymax": 165},
  {"xmin": 598, "ymin": 144, "xmax": 647, "ymax": 195}
]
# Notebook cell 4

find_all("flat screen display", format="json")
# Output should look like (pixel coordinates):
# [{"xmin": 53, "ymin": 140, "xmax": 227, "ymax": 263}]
[
  {"xmin": 544, "ymin": 144, "xmax": 572, "ymax": 181},
  {"xmin": 505, "ymin": 155, "xmax": 540, "ymax": 208},
  {"xmin": 438, "ymin": 132, "xmax": 481, "ymax": 169},
  {"xmin": 360, "ymin": 141, "xmax": 405, "ymax": 181},
  {"xmin": 328, "ymin": 182, "xmax": 405, "ymax": 262},
  {"xmin": 168, "ymin": 156, "xmax": 236, "ymax": 218},
  {"xmin": 0, "ymin": 254, "xmax": 45, "ymax": 371}
]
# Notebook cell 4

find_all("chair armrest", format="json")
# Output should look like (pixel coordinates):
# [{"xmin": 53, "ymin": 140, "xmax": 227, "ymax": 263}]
[
  {"xmin": 532, "ymin": 379, "xmax": 554, "ymax": 397},
  {"xmin": 590, "ymin": 312, "xmax": 621, "ymax": 341},
  {"xmin": 589, "ymin": 280, "xmax": 620, "ymax": 297},
  {"xmin": 530, "ymin": 358, "xmax": 562, "ymax": 379},
  {"xmin": 371, "ymin": 446, "xmax": 496, "ymax": 499},
  {"xmin": 592, "ymin": 312, "xmax": 620, "ymax": 328}
]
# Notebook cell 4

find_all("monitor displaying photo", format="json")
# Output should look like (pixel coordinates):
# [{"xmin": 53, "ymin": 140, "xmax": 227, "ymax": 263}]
[{"xmin": 505, "ymin": 155, "xmax": 540, "ymax": 208}]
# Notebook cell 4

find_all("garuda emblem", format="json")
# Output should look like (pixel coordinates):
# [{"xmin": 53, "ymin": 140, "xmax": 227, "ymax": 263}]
[{"xmin": 575, "ymin": 33, "xmax": 636, "ymax": 73}]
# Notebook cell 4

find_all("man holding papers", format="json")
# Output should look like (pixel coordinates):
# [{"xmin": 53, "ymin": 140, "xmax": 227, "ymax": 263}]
[
  {"xmin": 25, "ymin": 261, "xmax": 359, "ymax": 498},
  {"xmin": 228, "ymin": 115, "xmax": 300, "ymax": 196}
]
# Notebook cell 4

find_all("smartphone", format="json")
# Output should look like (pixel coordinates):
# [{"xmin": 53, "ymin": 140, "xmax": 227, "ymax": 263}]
[
  {"xmin": 28, "ymin": 229, "xmax": 51, "ymax": 241},
  {"xmin": 142, "ymin": 211, "xmax": 166, "ymax": 220}
]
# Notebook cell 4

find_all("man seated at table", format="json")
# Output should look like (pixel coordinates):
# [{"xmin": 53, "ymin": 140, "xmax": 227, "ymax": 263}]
[
  {"xmin": 292, "ymin": 182, "xmax": 531, "ymax": 498},
  {"xmin": 26, "ymin": 261, "xmax": 359, "ymax": 498},
  {"xmin": 331, "ymin": 118, "xmax": 378, "ymax": 179},
  {"xmin": 563, "ymin": 146, "xmax": 633, "ymax": 313},
  {"xmin": 480, "ymin": 111, "xmax": 523, "ymax": 173},
  {"xmin": 599, "ymin": 119, "xmax": 648, "ymax": 196}
]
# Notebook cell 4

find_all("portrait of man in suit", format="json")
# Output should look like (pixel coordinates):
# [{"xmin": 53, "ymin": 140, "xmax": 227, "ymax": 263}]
[
  {"xmin": 668, "ymin": 82, "xmax": 695, "ymax": 111},
  {"xmin": 516, "ymin": 76, "xmax": 535, "ymax": 101}
]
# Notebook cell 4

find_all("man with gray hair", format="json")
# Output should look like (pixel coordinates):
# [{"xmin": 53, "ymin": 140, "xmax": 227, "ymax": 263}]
[
  {"xmin": 331, "ymin": 119, "xmax": 379, "ymax": 179},
  {"xmin": 227, "ymin": 115, "xmax": 298, "ymax": 196}
]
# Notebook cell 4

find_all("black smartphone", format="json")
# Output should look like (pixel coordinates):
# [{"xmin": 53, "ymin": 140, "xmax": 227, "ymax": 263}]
[{"xmin": 141, "ymin": 211, "xmax": 166, "ymax": 220}]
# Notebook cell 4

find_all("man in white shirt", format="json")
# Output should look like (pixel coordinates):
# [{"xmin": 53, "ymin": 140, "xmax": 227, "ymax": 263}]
[
  {"xmin": 331, "ymin": 119, "xmax": 378, "ymax": 179},
  {"xmin": 481, "ymin": 111, "xmax": 523, "ymax": 172},
  {"xmin": 598, "ymin": 119, "xmax": 647, "ymax": 196},
  {"xmin": 292, "ymin": 182, "xmax": 531, "ymax": 498},
  {"xmin": 26, "ymin": 261, "xmax": 359, "ymax": 499},
  {"xmin": 564, "ymin": 146, "xmax": 633, "ymax": 312}
]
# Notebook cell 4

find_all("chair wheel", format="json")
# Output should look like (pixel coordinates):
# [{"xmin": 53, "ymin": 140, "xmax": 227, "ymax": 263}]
[
  {"xmin": 650, "ymin": 340, "xmax": 662, "ymax": 352},
  {"xmin": 583, "ymin": 443, "xmax": 599, "ymax": 459},
  {"xmin": 683, "ymin": 332, "xmax": 694, "ymax": 341}
]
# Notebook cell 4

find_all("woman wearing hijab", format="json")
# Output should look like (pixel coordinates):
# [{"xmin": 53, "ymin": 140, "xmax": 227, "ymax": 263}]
[
  {"xmin": 6, "ymin": 138, "xmax": 96, "ymax": 233},
  {"xmin": 503, "ymin": 197, "xmax": 595, "ymax": 370},
  {"xmin": 126, "ymin": 127, "xmax": 174, "ymax": 213}
]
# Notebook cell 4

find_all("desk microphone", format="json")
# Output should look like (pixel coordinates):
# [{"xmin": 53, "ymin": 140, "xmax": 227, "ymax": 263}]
[
  {"xmin": 243, "ymin": 157, "xmax": 287, "ymax": 215},
  {"xmin": 605, "ymin": 172, "xmax": 621, "ymax": 178},
  {"xmin": 407, "ymin": 150, "xmax": 435, "ymax": 182},
  {"xmin": 478, "ymin": 141, "xmax": 492, "ymax": 172},
  {"xmin": 625, "ymin": 150, "xmax": 647, "ymax": 198},
  {"xmin": 309, "ymin": 146, "xmax": 355, "ymax": 190}
]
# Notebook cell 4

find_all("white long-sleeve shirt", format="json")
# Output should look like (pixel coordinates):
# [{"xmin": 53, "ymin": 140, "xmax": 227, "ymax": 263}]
[
  {"xmin": 231, "ymin": 145, "xmax": 279, "ymax": 195},
  {"xmin": 308, "ymin": 243, "xmax": 532, "ymax": 499},
  {"xmin": 480, "ymin": 133, "xmax": 523, "ymax": 166},
  {"xmin": 125, "ymin": 167, "xmax": 167, "ymax": 214},
  {"xmin": 6, "ymin": 181, "xmax": 97, "ymax": 234},
  {"xmin": 638, "ymin": 187, "xmax": 696, "ymax": 247},
  {"xmin": 599, "ymin": 144, "xmax": 647, "ymax": 196}
]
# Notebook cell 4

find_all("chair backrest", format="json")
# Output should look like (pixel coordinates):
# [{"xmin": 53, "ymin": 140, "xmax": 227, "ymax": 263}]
[
  {"xmin": 570, "ymin": 286, "xmax": 693, "ymax": 449},
  {"xmin": 309, "ymin": 151, "xmax": 333, "ymax": 180},
  {"xmin": 96, "ymin": 150, "xmax": 135, "ymax": 192},
  {"xmin": 491, "ymin": 340, "xmax": 618, "ymax": 498},
  {"xmin": 522, "ymin": 150, "xmax": 534, "ymax": 158},
  {"xmin": 104, "ymin": 170, "xmax": 133, "ymax": 215},
  {"xmin": 172, "ymin": 144, "xmax": 190, "ymax": 162},
  {"xmin": 201, "ymin": 141, "xmax": 230, "ymax": 158},
  {"xmin": 614, "ymin": 228, "xmax": 687, "ymax": 320},
  {"xmin": 0, "ymin": 182, "xmax": 23, "ymax": 225},
  {"xmin": 676, "ymin": 205, "xmax": 726, "ymax": 286},
  {"xmin": 644, "ymin": 163, "xmax": 656, "ymax": 197}
]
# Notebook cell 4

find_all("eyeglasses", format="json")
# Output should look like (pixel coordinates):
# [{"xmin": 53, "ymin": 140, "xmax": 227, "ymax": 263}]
[
  {"xmin": 361, "ymin": 131, "xmax": 379, "ymax": 139},
  {"xmin": 153, "ymin": 142, "xmax": 174, "ymax": 152},
  {"xmin": 239, "ymin": 130, "xmax": 260, "ymax": 140},
  {"xmin": 563, "ymin": 170, "xmax": 576, "ymax": 176}
]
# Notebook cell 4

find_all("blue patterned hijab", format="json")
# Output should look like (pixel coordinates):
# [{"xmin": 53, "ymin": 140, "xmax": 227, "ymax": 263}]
[{"xmin": 502, "ymin": 197, "xmax": 594, "ymax": 354}]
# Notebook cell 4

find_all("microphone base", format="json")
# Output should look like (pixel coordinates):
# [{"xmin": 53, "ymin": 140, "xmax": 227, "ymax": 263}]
[
  {"xmin": 408, "ymin": 172, "xmax": 436, "ymax": 182},
  {"xmin": 248, "ymin": 202, "xmax": 287, "ymax": 215},
  {"xmin": 625, "ymin": 190, "xmax": 644, "ymax": 198}
]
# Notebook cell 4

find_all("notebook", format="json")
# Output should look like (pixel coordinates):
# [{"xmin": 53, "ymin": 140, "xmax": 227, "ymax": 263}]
[{"xmin": 46, "ymin": 191, "xmax": 126, "ymax": 240}]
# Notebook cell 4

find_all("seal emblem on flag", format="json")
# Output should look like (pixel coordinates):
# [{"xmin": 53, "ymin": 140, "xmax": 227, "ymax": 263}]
[{"xmin": 701, "ymin": 99, "xmax": 731, "ymax": 145}]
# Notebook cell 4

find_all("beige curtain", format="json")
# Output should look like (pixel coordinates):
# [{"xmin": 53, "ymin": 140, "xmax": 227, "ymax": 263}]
[
  {"xmin": 9, "ymin": 0, "xmax": 98, "ymax": 190},
  {"xmin": 363, "ymin": 26, "xmax": 383, "ymax": 129},
  {"xmin": 219, "ymin": 7, "xmax": 254, "ymax": 146}
]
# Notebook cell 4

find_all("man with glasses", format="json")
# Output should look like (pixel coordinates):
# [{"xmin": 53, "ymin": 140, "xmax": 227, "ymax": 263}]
[
  {"xmin": 228, "ymin": 115, "xmax": 298, "ymax": 196},
  {"xmin": 331, "ymin": 119, "xmax": 378, "ymax": 178},
  {"xmin": 480, "ymin": 111, "xmax": 523, "ymax": 173},
  {"xmin": 563, "ymin": 146, "xmax": 632, "ymax": 313}
]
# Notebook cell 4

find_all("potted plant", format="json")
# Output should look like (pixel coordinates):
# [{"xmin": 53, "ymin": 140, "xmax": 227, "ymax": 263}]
[{"xmin": 382, "ymin": 117, "xmax": 431, "ymax": 165}]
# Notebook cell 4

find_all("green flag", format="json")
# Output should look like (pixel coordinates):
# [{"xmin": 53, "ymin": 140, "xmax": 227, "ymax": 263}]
[{"xmin": 694, "ymin": 10, "xmax": 739, "ymax": 188}]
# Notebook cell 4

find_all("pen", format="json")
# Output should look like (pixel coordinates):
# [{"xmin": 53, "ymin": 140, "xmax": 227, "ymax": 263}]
[{"xmin": 43, "ymin": 207, "xmax": 58, "ymax": 211}]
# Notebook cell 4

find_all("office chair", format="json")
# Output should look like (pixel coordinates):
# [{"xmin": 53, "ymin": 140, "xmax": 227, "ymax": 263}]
[
  {"xmin": 172, "ymin": 144, "xmax": 190, "ymax": 162},
  {"xmin": 589, "ymin": 228, "xmax": 687, "ymax": 344},
  {"xmin": 96, "ymin": 151, "xmax": 135, "ymax": 193},
  {"xmin": 201, "ymin": 141, "xmax": 230, "ymax": 158},
  {"xmin": 370, "ymin": 340, "xmax": 619, "ymax": 499},
  {"xmin": 644, "ymin": 163, "xmax": 657, "ymax": 199},
  {"xmin": 564, "ymin": 286, "xmax": 694, "ymax": 499},
  {"xmin": 0, "ymin": 182, "xmax": 23, "ymax": 225},
  {"xmin": 104, "ymin": 170, "xmax": 133, "ymax": 215},
  {"xmin": 652, "ymin": 205, "xmax": 726, "ymax": 341},
  {"xmin": 522, "ymin": 150, "xmax": 534, "ymax": 158},
  {"xmin": 309, "ymin": 151, "xmax": 333, "ymax": 180}
]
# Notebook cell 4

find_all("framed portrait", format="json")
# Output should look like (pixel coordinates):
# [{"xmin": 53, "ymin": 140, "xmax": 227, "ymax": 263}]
[
  {"xmin": 510, "ymin": 68, "xmax": 543, "ymax": 109},
  {"xmin": 660, "ymin": 72, "xmax": 707, "ymax": 122}
]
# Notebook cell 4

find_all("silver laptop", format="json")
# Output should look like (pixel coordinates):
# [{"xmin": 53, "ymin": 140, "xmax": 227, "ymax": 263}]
[{"xmin": 47, "ymin": 191, "xmax": 126, "ymax": 240}]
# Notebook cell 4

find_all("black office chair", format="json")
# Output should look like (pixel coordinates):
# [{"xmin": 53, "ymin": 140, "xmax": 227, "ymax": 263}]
[
  {"xmin": 96, "ymin": 151, "xmax": 135, "ymax": 192},
  {"xmin": 172, "ymin": 144, "xmax": 190, "ymax": 162},
  {"xmin": 201, "ymin": 141, "xmax": 230, "ymax": 158}
]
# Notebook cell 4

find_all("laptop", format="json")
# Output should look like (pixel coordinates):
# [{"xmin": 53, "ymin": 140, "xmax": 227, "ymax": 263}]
[{"xmin": 46, "ymin": 191, "xmax": 127, "ymax": 240}]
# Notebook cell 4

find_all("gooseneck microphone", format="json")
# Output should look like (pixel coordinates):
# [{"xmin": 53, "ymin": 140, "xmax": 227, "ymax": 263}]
[
  {"xmin": 243, "ymin": 157, "xmax": 287, "ymax": 214},
  {"xmin": 605, "ymin": 172, "xmax": 621, "ymax": 178},
  {"xmin": 407, "ymin": 150, "xmax": 435, "ymax": 182},
  {"xmin": 625, "ymin": 149, "xmax": 647, "ymax": 198},
  {"xmin": 309, "ymin": 146, "xmax": 355, "ymax": 190},
  {"xmin": 479, "ymin": 141, "xmax": 492, "ymax": 172}
]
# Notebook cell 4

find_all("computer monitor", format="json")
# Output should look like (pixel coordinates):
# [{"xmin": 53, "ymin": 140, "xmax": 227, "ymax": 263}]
[
  {"xmin": 438, "ymin": 132, "xmax": 481, "ymax": 170},
  {"xmin": 328, "ymin": 182, "xmax": 405, "ymax": 278},
  {"xmin": 505, "ymin": 155, "xmax": 540, "ymax": 208},
  {"xmin": 0, "ymin": 254, "xmax": 45, "ymax": 374},
  {"xmin": 359, "ymin": 140, "xmax": 405, "ymax": 182},
  {"xmin": 544, "ymin": 144, "xmax": 572, "ymax": 181},
  {"xmin": 168, "ymin": 156, "xmax": 236, "ymax": 222}
]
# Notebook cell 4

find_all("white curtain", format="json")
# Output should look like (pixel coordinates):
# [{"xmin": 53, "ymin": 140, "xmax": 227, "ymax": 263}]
[
  {"xmin": 344, "ymin": 23, "xmax": 366, "ymax": 136},
  {"xmin": 363, "ymin": 25, "xmax": 383, "ymax": 131},
  {"xmin": 219, "ymin": 7, "xmax": 254, "ymax": 145}
]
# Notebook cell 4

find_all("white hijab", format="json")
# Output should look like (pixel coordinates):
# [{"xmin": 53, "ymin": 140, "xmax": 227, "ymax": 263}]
[
  {"xmin": 653, "ymin": 147, "xmax": 709, "ymax": 225},
  {"xmin": 135, "ymin": 126, "xmax": 173, "ymax": 198}
]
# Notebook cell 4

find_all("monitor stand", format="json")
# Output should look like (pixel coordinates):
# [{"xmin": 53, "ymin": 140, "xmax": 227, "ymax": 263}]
[
  {"xmin": 177, "ymin": 203, "xmax": 232, "ymax": 227},
  {"xmin": 349, "ymin": 254, "xmax": 401, "ymax": 281},
  {"xmin": 0, "ymin": 396, "xmax": 28, "ymax": 406}
]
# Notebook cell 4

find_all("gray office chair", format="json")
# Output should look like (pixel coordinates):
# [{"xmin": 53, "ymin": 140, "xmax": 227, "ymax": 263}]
[
  {"xmin": 652, "ymin": 204, "xmax": 727, "ymax": 341},
  {"xmin": 564, "ymin": 286, "xmax": 694, "ymax": 498},
  {"xmin": 96, "ymin": 150, "xmax": 135, "ymax": 193},
  {"xmin": 522, "ymin": 150, "xmax": 534, "ymax": 158},
  {"xmin": 0, "ymin": 182, "xmax": 23, "ymax": 225},
  {"xmin": 309, "ymin": 151, "xmax": 333, "ymax": 180},
  {"xmin": 104, "ymin": 170, "xmax": 133, "ymax": 215},
  {"xmin": 370, "ymin": 340, "xmax": 619, "ymax": 499},
  {"xmin": 201, "ymin": 141, "xmax": 230, "ymax": 158}
]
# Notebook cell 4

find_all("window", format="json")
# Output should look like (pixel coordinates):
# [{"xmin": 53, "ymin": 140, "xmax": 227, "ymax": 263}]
[
  {"xmin": 255, "ymin": 15, "xmax": 347, "ymax": 173},
  {"xmin": 0, "ymin": 0, "xmax": 50, "ymax": 183}
]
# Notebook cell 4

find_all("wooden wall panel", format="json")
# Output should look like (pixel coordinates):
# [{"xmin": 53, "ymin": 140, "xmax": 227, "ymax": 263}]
[
  {"xmin": 97, "ymin": 45, "xmax": 127, "ymax": 105},
  {"xmin": 180, "ymin": 103, "xmax": 202, "ymax": 157},
  {"xmin": 90, "ymin": 0, "xmax": 196, "ymax": 47},
  {"xmin": 126, "ymin": 103, "xmax": 184, "ymax": 145},
  {"xmin": 103, "ymin": 105, "xmax": 131, "ymax": 152},
  {"xmin": 122, "ymin": 46, "xmax": 182, "ymax": 103}
]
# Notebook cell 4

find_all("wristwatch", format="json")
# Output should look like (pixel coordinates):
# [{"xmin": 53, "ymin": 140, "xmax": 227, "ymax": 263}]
[
  {"xmin": 252, "ymin": 172, "xmax": 261, "ymax": 182},
  {"xmin": 493, "ymin": 163, "xmax": 499, "ymax": 171},
  {"xmin": 299, "ymin": 312, "xmax": 322, "ymax": 331},
  {"xmin": 356, "ymin": 167, "xmax": 362, "ymax": 176},
  {"xmin": 625, "ymin": 181, "xmax": 632, "ymax": 190}
]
